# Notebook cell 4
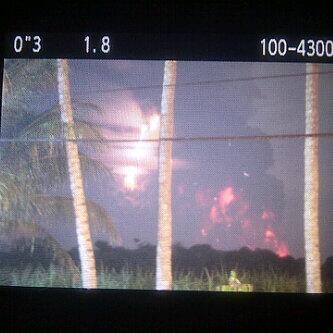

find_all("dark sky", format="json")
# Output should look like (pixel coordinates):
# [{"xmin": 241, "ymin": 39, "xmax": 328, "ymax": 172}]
[{"xmin": 2, "ymin": 59, "xmax": 333, "ymax": 260}]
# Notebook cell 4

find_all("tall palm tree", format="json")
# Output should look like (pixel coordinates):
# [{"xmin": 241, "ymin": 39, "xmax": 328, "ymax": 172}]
[
  {"xmin": 304, "ymin": 63, "xmax": 322, "ymax": 293},
  {"xmin": 1, "ymin": 59, "xmax": 118, "ymax": 287},
  {"xmin": 57, "ymin": 59, "xmax": 97, "ymax": 288},
  {"xmin": 156, "ymin": 60, "xmax": 177, "ymax": 290}
]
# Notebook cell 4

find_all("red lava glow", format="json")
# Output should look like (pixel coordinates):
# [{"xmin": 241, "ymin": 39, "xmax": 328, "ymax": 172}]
[
  {"xmin": 276, "ymin": 243, "xmax": 289, "ymax": 258},
  {"xmin": 198, "ymin": 185, "xmax": 290, "ymax": 258},
  {"xmin": 265, "ymin": 228, "xmax": 275, "ymax": 239},
  {"xmin": 218, "ymin": 186, "xmax": 235, "ymax": 214},
  {"xmin": 261, "ymin": 209, "xmax": 276, "ymax": 221},
  {"xmin": 264, "ymin": 226, "xmax": 289, "ymax": 258}
]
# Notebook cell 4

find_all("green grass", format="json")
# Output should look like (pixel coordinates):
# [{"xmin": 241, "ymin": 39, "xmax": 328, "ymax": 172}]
[
  {"xmin": 0, "ymin": 265, "xmax": 80, "ymax": 288},
  {"xmin": 98, "ymin": 266, "xmax": 155, "ymax": 289},
  {"xmin": 0, "ymin": 265, "xmax": 309, "ymax": 292}
]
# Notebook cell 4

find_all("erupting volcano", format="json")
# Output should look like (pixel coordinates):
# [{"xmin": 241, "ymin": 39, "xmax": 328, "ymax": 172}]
[{"xmin": 197, "ymin": 185, "xmax": 289, "ymax": 257}]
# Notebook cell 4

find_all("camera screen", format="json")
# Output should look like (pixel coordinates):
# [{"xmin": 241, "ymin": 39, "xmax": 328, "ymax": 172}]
[{"xmin": 1, "ymin": 35, "xmax": 332, "ymax": 293}]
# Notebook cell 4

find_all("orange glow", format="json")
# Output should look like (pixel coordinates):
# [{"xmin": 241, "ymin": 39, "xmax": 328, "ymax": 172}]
[
  {"xmin": 265, "ymin": 228, "xmax": 275, "ymax": 239},
  {"xmin": 264, "ymin": 226, "xmax": 289, "ymax": 257},
  {"xmin": 276, "ymin": 243, "xmax": 289, "ymax": 258},
  {"xmin": 207, "ymin": 186, "xmax": 240, "ymax": 225},
  {"xmin": 261, "ymin": 209, "xmax": 275, "ymax": 221},
  {"xmin": 218, "ymin": 186, "xmax": 235, "ymax": 214},
  {"xmin": 199, "ymin": 185, "xmax": 290, "ymax": 257}
]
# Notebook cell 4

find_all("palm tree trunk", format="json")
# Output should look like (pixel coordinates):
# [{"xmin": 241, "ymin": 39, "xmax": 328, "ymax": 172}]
[
  {"xmin": 304, "ymin": 63, "xmax": 322, "ymax": 293},
  {"xmin": 57, "ymin": 59, "xmax": 97, "ymax": 288},
  {"xmin": 156, "ymin": 60, "xmax": 177, "ymax": 290}
]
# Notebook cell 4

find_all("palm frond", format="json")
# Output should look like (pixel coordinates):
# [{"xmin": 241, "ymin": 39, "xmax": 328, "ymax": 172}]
[
  {"xmin": 1, "ymin": 59, "xmax": 57, "ymax": 138},
  {"xmin": 3, "ymin": 59, "xmax": 56, "ymax": 101},
  {"xmin": 0, "ymin": 219, "xmax": 79, "ymax": 274},
  {"xmin": 18, "ymin": 152, "xmax": 112, "ymax": 186},
  {"xmin": 18, "ymin": 103, "xmax": 105, "ymax": 140},
  {"xmin": 0, "ymin": 170, "xmax": 21, "ymax": 212},
  {"xmin": 33, "ymin": 196, "xmax": 119, "ymax": 245},
  {"xmin": 1, "ymin": 127, "xmax": 114, "ymax": 182},
  {"xmin": 0, "ymin": 170, "xmax": 43, "ymax": 224}
]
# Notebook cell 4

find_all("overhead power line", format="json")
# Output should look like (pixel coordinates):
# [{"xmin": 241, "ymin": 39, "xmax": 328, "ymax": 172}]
[
  {"xmin": 0, "ymin": 132, "xmax": 333, "ymax": 144},
  {"xmin": 70, "ymin": 70, "xmax": 333, "ymax": 95}
]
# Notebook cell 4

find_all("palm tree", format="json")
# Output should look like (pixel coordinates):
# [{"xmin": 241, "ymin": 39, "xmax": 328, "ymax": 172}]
[
  {"xmin": 156, "ymin": 60, "xmax": 177, "ymax": 290},
  {"xmin": 1, "ymin": 59, "xmax": 117, "ymax": 230},
  {"xmin": 57, "ymin": 59, "xmax": 97, "ymax": 288},
  {"xmin": 304, "ymin": 63, "xmax": 322, "ymax": 293},
  {"xmin": 1, "ymin": 59, "xmax": 118, "ymax": 287}
]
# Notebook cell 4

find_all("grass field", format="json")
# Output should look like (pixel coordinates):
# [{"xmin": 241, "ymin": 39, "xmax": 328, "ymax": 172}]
[{"xmin": 0, "ymin": 265, "xmax": 310, "ymax": 292}]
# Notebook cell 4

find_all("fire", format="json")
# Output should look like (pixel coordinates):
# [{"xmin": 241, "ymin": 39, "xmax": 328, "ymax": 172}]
[
  {"xmin": 207, "ymin": 186, "xmax": 242, "ymax": 225},
  {"xmin": 198, "ymin": 185, "xmax": 290, "ymax": 258},
  {"xmin": 265, "ymin": 228, "xmax": 275, "ymax": 239},
  {"xmin": 204, "ymin": 186, "xmax": 240, "ymax": 226},
  {"xmin": 264, "ymin": 226, "xmax": 289, "ymax": 258},
  {"xmin": 218, "ymin": 186, "xmax": 235, "ymax": 214},
  {"xmin": 276, "ymin": 243, "xmax": 289, "ymax": 258}
]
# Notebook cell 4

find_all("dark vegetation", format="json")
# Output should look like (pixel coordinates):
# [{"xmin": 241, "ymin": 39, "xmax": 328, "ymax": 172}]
[{"xmin": 0, "ymin": 237, "xmax": 332, "ymax": 291}]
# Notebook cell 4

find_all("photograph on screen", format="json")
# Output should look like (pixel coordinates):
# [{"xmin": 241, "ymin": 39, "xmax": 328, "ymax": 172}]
[{"xmin": 1, "ymin": 59, "xmax": 332, "ymax": 292}]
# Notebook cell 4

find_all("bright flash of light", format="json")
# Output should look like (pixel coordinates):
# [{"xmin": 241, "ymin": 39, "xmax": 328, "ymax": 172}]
[
  {"xmin": 148, "ymin": 113, "xmax": 160, "ymax": 133},
  {"xmin": 123, "ymin": 113, "xmax": 160, "ymax": 191},
  {"xmin": 133, "ymin": 124, "xmax": 149, "ymax": 159},
  {"xmin": 123, "ymin": 166, "xmax": 139, "ymax": 191},
  {"xmin": 130, "ymin": 113, "xmax": 160, "ymax": 161}
]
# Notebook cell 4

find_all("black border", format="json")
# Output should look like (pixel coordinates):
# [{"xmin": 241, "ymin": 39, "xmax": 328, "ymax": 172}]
[
  {"xmin": 1, "ymin": 2, "xmax": 332, "ymax": 331},
  {"xmin": 1, "ymin": 286, "xmax": 332, "ymax": 331}
]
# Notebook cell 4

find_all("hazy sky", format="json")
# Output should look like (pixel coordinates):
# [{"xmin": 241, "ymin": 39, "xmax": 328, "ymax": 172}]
[{"xmin": 2, "ymin": 59, "xmax": 333, "ymax": 259}]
